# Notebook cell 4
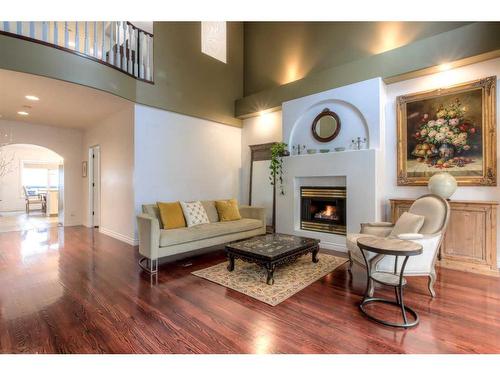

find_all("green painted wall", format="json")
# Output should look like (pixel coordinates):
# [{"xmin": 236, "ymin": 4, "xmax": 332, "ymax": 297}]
[
  {"xmin": 0, "ymin": 22, "xmax": 243, "ymax": 127},
  {"xmin": 243, "ymin": 22, "xmax": 469, "ymax": 96},
  {"xmin": 237, "ymin": 22, "xmax": 500, "ymax": 117}
]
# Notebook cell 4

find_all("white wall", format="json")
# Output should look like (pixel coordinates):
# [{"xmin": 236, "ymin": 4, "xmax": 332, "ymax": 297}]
[
  {"xmin": 0, "ymin": 119, "xmax": 83, "ymax": 226},
  {"xmin": 134, "ymin": 104, "xmax": 242, "ymax": 236},
  {"xmin": 384, "ymin": 58, "xmax": 500, "ymax": 266},
  {"xmin": 82, "ymin": 105, "xmax": 136, "ymax": 245},
  {"xmin": 240, "ymin": 111, "xmax": 282, "ymax": 204},
  {"xmin": 0, "ymin": 144, "xmax": 62, "ymax": 212}
]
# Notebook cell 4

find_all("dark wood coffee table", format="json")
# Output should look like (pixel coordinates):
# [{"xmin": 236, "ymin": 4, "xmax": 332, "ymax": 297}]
[{"xmin": 225, "ymin": 233, "xmax": 320, "ymax": 285}]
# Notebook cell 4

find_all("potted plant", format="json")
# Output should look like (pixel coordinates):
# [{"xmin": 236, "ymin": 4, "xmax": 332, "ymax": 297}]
[{"xmin": 269, "ymin": 142, "xmax": 288, "ymax": 195}]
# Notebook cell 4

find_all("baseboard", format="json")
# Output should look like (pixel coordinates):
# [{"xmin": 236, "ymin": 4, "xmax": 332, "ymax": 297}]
[
  {"xmin": 64, "ymin": 221, "xmax": 83, "ymax": 227},
  {"xmin": 99, "ymin": 227, "xmax": 138, "ymax": 246},
  {"xmin": 320, "ymin": 241, "xmax": 347, "ymax": 253}
]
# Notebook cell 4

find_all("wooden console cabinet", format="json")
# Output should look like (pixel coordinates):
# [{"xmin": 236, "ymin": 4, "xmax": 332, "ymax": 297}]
[{"xmin": 390, "ymin": 199, "xmax": 499, "ymax": 276}]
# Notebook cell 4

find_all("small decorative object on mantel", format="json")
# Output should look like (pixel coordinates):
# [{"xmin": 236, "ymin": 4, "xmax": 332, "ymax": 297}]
[
  {"xmin": 306, "ymin": 149, "xmax": 317, "ymax": 154},
  {"xmin": 428, "ymin": 172, "xmax": 457, "ymax": 200},
  {"xmin": 292, "ymin": 144, "xmax": 306, "ymax": 155},
  {"xmin": 269, "ymin": 142, "xmax": 288, "ymax": 195},
  {"xmin": 334, "ymin": 147, "xmax": 345, "ymax": 152},
  {"xmin": 319, "ymin": 149, "xmax": 330, "ymax": 153},
  {"xmin": 351, "ymin": 137, "xmax": 367, "ymax": 150},
  {"xmin": 311, "ymin": 108, "xmax": 341, "ymax": 142},
  {"xmin": 397, "ymin": 76, "xmax": 496, "ymax": 186}
]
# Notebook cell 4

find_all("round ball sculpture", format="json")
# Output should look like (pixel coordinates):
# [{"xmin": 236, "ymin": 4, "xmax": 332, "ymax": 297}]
[{"xmin": 428, "ymin": 172, "xmax": 457, "ymax": 199}]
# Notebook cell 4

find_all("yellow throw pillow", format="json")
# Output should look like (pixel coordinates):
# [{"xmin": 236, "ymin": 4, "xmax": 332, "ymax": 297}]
[
  {"xmin": 157, "ymin": 201, "xmax": 186, "ymax": 229},
  {"xmin": 215, "ymin": 199, "xmax": 241, "ymax": 222}
]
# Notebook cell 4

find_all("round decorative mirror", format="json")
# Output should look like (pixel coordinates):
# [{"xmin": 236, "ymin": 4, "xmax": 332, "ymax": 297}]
[{"xmin": 311, "ymin": 109, "xmax": 341, "ymax": 142}]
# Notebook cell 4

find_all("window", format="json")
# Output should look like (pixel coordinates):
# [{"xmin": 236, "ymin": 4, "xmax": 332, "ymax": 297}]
[
  {"xmin": 201, "ymin": 21, "xmax": 227, "ymax": 63},
  {"xmin": 22, "ymin": 162, "xmax": 59, "ymax": 195}
]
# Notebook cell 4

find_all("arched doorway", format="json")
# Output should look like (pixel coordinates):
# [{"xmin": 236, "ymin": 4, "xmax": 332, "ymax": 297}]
[{"xmin": 0, "ymin": 143, "xmax": 64, "ymax": 232}]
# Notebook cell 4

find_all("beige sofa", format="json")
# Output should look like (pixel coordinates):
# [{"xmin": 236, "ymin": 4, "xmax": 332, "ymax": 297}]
[{"xmin": 136, "ymin": 201, "xmax": 266, "ymax": 280}]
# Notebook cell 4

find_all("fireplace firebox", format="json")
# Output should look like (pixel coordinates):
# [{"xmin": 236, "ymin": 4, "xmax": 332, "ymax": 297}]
[{"xmin": 300, "ymin": 187, "xmax": 346, "ymax": 235}]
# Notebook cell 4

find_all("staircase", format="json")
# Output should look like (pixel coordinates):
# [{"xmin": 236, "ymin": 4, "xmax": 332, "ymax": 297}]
[{"xmin": 0, "ymin": 21, "xmax": 153, "ymax": 82}]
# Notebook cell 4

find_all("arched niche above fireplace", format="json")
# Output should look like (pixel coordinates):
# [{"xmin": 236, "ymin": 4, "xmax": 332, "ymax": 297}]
[
  {"xmin": 289, "ymin": 99, "xmax": 369, "ymax": 151},
  {"xmin": 282, "ymin": 77, "xmax": 383, "ymax": 152}
]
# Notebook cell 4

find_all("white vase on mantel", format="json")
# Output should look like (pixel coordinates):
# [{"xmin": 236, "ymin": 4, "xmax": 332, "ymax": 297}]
[{"xmin": 428, "ymin": 172, "xmax": 458, "ymax": 200}]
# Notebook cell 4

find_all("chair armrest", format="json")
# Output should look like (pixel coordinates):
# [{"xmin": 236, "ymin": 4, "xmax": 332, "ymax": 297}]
[
  {"xmin": 361, "ymin": 222, "xmax": 394, "ymax": 227},
  {"xmin": 136, "ymin": 214, "xmax": 160, "ymax": 260},
  {"xmin": 360, "ymin": 222, "xmax": 394, "ymax": 237},
  {"xmin": 397, "ymin": 233, "xmax": 424, "ymax": 240},
  {"xmin": 239, "ymin": 205, "xmax": 266, "ymax": 226}
]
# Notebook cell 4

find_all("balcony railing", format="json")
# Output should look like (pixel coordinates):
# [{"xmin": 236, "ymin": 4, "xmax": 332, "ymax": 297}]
[{"xmin": 0, "ymin": 21, "xmax": 153, "ymax": 82}]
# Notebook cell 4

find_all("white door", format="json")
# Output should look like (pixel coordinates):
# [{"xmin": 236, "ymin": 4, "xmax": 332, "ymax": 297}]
[
  {"xmin": 57, "ymin": 164, "xmax": 64, "ymax": 225},
  {"xmin": 89, "ymin": 146, "xmax": 100, "ymax": 228}
]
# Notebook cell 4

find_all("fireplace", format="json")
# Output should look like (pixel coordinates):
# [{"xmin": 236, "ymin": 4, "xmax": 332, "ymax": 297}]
[{"xmin": 300, "ymin": 187, "xmax": 346, "ymax": 235}]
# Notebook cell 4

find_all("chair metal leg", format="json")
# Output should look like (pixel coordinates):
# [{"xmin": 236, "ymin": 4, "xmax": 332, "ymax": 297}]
[
  {"xmin": 347, "ymin": 251, "xmax": 353, "ymax": 276},
  {"xmin": 428, "ymin": 271, "xmax": 437, "ymax": 298}
]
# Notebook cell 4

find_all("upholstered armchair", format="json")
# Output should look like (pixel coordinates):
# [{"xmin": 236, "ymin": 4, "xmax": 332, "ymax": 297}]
[{"xmin": 347, "ymin": 194, "xmax": 450, "ymax": 297}]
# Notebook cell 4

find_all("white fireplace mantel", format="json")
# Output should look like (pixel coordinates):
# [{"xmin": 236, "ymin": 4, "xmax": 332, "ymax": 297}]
[
  {"xmin": 276, "ymin": 149, "xmax": 380, "ymax": 251},
  {"xmin": 277, "ymin": 77, "xmax": 385, "ymax": 252}
]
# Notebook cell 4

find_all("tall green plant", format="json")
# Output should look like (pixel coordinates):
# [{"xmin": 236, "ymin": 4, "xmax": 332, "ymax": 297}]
[{"xmin": 269, "ymin": 142, "xmax": 287, "ymax": 195}]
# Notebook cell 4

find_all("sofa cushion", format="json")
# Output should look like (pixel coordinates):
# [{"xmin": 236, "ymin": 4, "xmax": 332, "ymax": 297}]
[
  {"xmin": 159, "ymin": 218, "xmax": 262, "ymax": 247},
  {"xmin": 157, "ymin": 201, "xmax": 186, "ymax": 230},
  {"xmin": 180, "ymin": 201, "xmax": 210, "ymax": 227},
  {"xmin": 201, "ymin": 200, "xmax": 219, "ymax": 223},
  {"xmin": 215, "ymin": 199, "xmax": 241, "ymax": 221}
]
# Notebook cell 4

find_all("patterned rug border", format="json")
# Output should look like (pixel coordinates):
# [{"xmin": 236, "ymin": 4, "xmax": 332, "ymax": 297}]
[{"xmin": 192, "ymin": 254, "xmax": 347, "ymax": 306}]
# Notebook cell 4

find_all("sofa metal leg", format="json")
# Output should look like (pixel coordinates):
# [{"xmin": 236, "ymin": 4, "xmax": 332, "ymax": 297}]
[
  {"xmin": 139, "ymin": 257, "xmax": 158, "ymax": 286},
  {"xmin": 428, "ymin": 271, "xmax": 436, "ymax": 298}
]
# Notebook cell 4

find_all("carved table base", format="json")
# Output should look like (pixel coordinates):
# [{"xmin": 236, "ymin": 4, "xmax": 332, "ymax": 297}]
[{"xmin": 226, "ymin": 244, "xmax": 320, "ymax": 285}]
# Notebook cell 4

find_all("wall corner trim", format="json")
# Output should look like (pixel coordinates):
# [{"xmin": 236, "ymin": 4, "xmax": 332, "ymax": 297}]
[{"xmin": 99, "ymin": 227, "xmax": 138, "ymax": 246}]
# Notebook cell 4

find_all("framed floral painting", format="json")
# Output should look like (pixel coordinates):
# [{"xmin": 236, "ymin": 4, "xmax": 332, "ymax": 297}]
[{"xmin": 397, "ymin": 76, "xmax": 497, "ymax": 186}]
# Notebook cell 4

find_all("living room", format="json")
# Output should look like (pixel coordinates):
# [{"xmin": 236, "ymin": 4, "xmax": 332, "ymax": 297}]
[{"xmin": 1, "ymin": 0, "xmax": 500, "ymax": 372}]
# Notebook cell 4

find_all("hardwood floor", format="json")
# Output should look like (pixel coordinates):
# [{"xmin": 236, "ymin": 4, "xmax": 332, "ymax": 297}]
[{"xmin": 1, "ymin": 226, "xmax": 499, "ymax": 353}]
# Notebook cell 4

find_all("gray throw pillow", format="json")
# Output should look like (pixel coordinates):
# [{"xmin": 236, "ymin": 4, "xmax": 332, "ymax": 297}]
[{"xmin": 390, "ymin": 212, "xmax": 425, "ymax": 237}]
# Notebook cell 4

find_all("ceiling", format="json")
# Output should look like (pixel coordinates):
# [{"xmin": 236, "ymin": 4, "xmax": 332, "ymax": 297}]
[{"xmin": 0, "ymin": 69, "xmax": 132, "ymax": 129}]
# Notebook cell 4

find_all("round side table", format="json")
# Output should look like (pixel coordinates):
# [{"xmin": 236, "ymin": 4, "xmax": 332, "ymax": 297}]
[{"xmin": 356, "ymin": 236, "xmax": 423, "ymax": 329}]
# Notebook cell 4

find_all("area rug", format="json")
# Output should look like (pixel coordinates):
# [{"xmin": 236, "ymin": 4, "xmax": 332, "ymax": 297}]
[{"xmin": 192, "ymin": 254, "xmax": 347, "ymax": 306}]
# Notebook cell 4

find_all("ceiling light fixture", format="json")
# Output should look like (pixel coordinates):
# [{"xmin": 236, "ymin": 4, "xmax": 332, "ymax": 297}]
[
  {"xmin": 17, "ymin": 111, "xmax": 29, "ymax": 116},
  {"xmin": 25, "ymin": 95, "xmax": 40, "ymax": 101}
]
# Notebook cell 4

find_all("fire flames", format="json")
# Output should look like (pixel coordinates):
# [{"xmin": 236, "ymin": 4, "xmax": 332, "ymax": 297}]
[{"xmin": 314, "ymin": 205, "xmax": 338, "ymax": 220}]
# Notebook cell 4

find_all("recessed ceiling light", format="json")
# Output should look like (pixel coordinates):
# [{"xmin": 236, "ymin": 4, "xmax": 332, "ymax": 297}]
[
  {"xmin": 439, "ymin": 63, "xmax": 452, "ymax": 72},
  {"xmin": 17, "ymin": 111, "xmax": 29, "ymax": 116},
  {"xmin": 25, "ymin": 95, "xmax": 39, "ymax": 101}
]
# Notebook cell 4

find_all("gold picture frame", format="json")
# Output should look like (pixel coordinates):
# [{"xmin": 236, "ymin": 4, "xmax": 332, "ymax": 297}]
[{"xmin": 397, "ymin": 76, "xmax": 496, "ymax": 186}]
